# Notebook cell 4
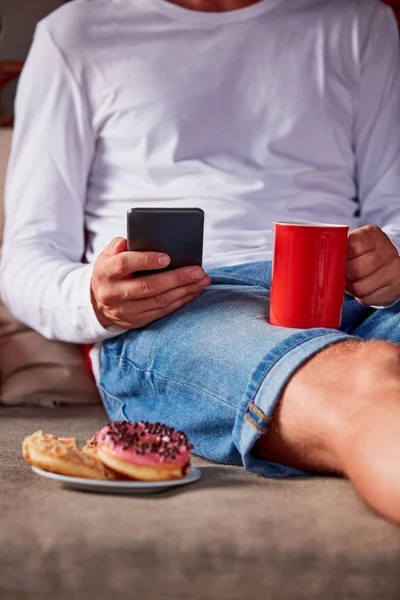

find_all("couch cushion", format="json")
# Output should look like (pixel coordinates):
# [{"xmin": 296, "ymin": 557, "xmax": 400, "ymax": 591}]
[
  {"xmin": 0, "ymin": 299, "xmax": 100, "ymax": 406},
  {"xmin": 1, "ymin": 405, "xmax": 400, "ymax": 600}
]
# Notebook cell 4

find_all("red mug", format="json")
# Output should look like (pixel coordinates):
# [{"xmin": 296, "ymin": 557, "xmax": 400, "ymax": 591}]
[{"xmin": 270, "ymin": 222, "xmax": 349, "ymax": 329}]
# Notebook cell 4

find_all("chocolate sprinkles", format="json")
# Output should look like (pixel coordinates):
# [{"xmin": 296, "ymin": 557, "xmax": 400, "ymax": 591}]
[{"xmin": 99, "ymin": 421, "xmax": 193, "ymax": 462}]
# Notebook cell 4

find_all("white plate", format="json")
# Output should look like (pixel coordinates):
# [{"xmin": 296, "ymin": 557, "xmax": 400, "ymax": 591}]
[{"xmin": 31, "ymin": 465, "xmax": 201, "ymax": 494}]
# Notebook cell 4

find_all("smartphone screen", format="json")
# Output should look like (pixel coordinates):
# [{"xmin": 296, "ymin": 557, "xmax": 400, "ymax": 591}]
[{"xmin": 127, "ymin": 208, "xmax": 204, "ymax": 275}]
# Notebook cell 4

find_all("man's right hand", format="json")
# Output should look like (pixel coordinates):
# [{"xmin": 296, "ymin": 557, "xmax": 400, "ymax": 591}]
[{"xmin": 91, "ymin": 237, "xmax": 211, "ymax": 329}]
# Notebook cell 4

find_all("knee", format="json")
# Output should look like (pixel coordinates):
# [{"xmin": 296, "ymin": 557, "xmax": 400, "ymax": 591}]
[{"xmin": 349, "ymin": 340, "xmax": 400, "ymax": 392}]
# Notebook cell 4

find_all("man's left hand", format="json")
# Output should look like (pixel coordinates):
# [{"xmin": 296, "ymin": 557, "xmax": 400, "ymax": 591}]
[{"xmin": 346, "ymin": 225, "xmax": 400, "ymax": 307}]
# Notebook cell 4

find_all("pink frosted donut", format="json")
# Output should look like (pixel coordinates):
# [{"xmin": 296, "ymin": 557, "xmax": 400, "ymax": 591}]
[{"xmin": 94, "ymin": 421, "xmax": 193, "ymax": 481}]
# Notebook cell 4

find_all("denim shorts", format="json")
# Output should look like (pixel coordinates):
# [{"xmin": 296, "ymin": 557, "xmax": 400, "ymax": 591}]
[{"xmin": 99, "ymin": 261, "xmax": 400, "ymax": 478}]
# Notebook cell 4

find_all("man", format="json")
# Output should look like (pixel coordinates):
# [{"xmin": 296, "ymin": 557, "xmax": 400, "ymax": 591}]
[{"xmin": 2, "ymin": 0, "xmax": 400, "ymax": 523}]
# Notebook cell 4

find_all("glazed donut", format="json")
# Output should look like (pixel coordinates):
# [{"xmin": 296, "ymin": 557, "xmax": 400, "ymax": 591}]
[
  {"xmin": 93, "ymin": 421, "xmax": 193, "ymax": 481},
  {"xmin": 23, "ymin": 431, "xmax": 119, "ymax": 480}
]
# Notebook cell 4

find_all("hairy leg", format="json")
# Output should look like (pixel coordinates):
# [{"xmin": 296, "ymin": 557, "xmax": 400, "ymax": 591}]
[{"xmin": 255, "ymin": 339, "xmax": 400, "ymax": 524}]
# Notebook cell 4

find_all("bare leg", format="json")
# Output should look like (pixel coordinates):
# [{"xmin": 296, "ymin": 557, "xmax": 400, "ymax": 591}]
[{"xmin": 255, "ymin": 340, "xmax": 400, "ymax": 524}]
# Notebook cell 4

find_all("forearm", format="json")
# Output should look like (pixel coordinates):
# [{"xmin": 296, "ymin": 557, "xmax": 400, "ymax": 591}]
[{"xmin": 0, "ymin": 242, "xmax": 120, "ymax": 343}]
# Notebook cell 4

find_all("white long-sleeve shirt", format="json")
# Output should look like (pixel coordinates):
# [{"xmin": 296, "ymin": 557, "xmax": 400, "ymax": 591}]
[{"xmin": 1, "ymin": 0, "xmax": 400, "ymax": 345}]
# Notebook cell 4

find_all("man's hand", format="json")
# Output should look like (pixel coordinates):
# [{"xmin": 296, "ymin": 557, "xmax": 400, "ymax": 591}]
[
  {"xmin": 91, "ymin": 238, "xmax": 211, "ymax": 329},
  {"xmin": 346, "ymin": 225, "xmax": 400, "ymax": 307}
]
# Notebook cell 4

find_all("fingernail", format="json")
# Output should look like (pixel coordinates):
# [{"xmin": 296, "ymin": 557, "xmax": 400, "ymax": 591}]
[
  {"xmin": 113, "ymin": 239, "xmax": 123, "ymax": 251},
  {"xmin": 191, "ymin": 268, "xmax": 205, "ymax": 280},
  {"xmin": 158, "ymin": 255, "xmax": 170, "ymax": 266},
  {"xmin": 198, "ymin": 275, "xmax": 211, "ymax": 286}
]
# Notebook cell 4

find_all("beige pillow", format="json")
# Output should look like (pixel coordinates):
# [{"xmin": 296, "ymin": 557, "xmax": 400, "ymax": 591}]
[
  {"xmin": 0, "ymin": 299, "xmax": 100, "ymax": 406},
  {"xmin": 0, "ymin": 129, "xmax": 100, "ymax": 406}
]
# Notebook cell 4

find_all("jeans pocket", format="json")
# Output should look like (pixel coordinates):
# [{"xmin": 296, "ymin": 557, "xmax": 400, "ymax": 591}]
[{"xmin": 99, "ymin": 385, "xmax": 126, "ymax": 421}]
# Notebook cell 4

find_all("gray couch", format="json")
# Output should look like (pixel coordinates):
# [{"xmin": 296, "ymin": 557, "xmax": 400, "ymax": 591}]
[{"xmin": 2, "ymin": 404, "xmax": 400, "ymax": 600}]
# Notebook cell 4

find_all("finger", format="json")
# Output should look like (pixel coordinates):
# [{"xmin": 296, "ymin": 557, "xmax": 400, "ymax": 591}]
[
  {"xmin": 102, "ymin": 237, "xmax": 128, "ymax": 258},
  {"xmin": 133, "ymin": 292, "xmax": 202, "ymax": 329},
  {"xmin": 121, "ymin": 276, "xmax": 210, "ymax": 314},
  {"xmin": 107, "ymin": 251, "xmax": 171, "ymax": 280},
  {"xmin": 100, "ymin": 289, "xmax": 203, "ymax": 330},
  {"xmin": 346, "ymin": 249, "xmax": 386, "ymax": 283},
  {"xmin": 115, "ymin": 267, "xmax": 209, "ymax": 298},
  {"xmin": 347, "ymin": 225, "xmax": 380, "ymax": 260},
  {"xmin": 353, "ymin": 285, "xmax": 393, "ymax": 307},
  {"xmin": 345, "ymin": 266, "xmax": 392, "ymax": 301}
]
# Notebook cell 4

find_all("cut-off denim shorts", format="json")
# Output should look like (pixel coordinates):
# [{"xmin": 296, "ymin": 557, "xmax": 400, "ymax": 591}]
[{"xmin": 99, "ymin": 261, "xmax": 400, "ymax": 478}]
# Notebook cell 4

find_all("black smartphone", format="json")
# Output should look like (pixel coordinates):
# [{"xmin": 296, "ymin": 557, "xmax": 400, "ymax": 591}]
[{"xmin": 127, "ymin": 208, "xmax": 205, "ymax": 275}]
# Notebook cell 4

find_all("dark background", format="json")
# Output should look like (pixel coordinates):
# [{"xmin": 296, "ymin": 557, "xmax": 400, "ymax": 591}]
[{"xmin": 0, "ymin": 0, "xmax": 64, "ymax": 114}]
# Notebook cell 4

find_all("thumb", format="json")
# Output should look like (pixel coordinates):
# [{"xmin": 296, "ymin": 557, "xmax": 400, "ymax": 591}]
[{"xmin": 104, "ymin": 237, "xmax": 127, "ymax": 257}]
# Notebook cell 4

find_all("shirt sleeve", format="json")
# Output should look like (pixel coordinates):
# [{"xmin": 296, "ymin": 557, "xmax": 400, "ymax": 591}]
[
  {"xmin": 0, "ymin": 23, "xmax": 123, "ymax": 344},
  {"xmin": 355, "ymin": 5, "xmax": 400, "ymax": 253}
]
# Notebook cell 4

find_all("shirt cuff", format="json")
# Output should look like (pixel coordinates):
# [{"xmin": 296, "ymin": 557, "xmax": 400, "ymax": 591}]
[{"xmin": 77, "ymin": 263, "xmax": 128, "ymax": 343}]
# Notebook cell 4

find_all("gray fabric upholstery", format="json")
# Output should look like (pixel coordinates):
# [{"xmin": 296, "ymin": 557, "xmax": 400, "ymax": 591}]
[{"xmin": 1, "ymin": 405, "xmax": 400, "ymax": 599}]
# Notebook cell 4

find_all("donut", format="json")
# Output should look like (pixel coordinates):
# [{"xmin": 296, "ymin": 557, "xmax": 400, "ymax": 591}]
[
  {"xmin": 93, "ymin": 421, "xmax": 193, "ymax": 481},
  {"xmin": 22, "ymin": 431, "xmax": 120, "ymax": 480}
]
